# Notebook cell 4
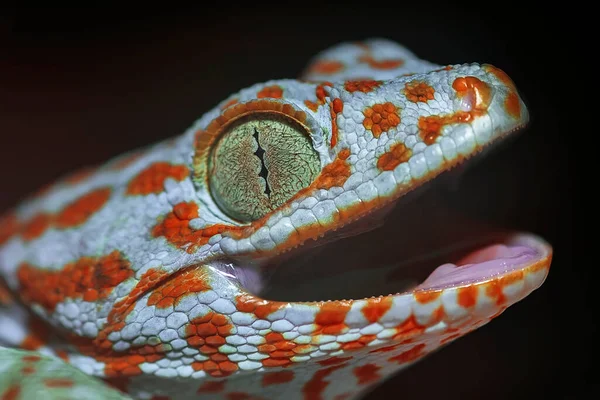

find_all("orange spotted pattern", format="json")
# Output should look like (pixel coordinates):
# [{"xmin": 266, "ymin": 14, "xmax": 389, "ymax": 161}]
[
  {"xmin": 363, "ymin": 103, "xmax": 401, "ymax": 138},
  {"xmin": 20, "ymin": 213, "xmax": 52, "ymax": 241},
  {"xmin": 330, "ymin": 98, "xmax": 344, "ymax": 147},
  {"xmin": 257, "ymin": 85, "xmax": 283, "ymax": 99},
  {"xmin": 305, "ymin": 82, "xmax": 333, "ymax": 112},
  {"xmin": 457, "ymin": 286, "xmax": 479, "ymax": 308},
  {"xmin": 308, "ymin": 60, "xmax": 345, "ymax": 75},
  {"xmin": 0, "ymin": 213, "xmax": 18, "ymax": 245},
  {"xmin": 147, "ymin": 268, "xmax": 211, "ymax": 309},
  {"xmin": 344, "ymin": 80, "xmax": 382, "ymax": 93},
  {"xmin": 16, "ymin": 250, "xmax": 132, "ymax": 311},
  {"xmin": 404, "ymin": 81, "xmax": 435, "ymax": 103},
  {"xmin": 377, "ymin": 143, "xmax": 412, "ymax": 171},
  {"xmin": 126, "ymin": 162, "xmax": 189, "ymax": 195},
  {"xmin": 0, "ymin": 386, "xmax": 20, "ymax": 400},
  {"xmin": 55, "ymin": 187, "xmax": 112, "ymax": 229},
  {"xmin": 414, "ymin": 290, "xmax": 442, "ymax": 304},
  {"xmin": 187, "ymin": 313, "xmax": 238, "ymax": 377},
  {"xmin": 353, "ymin": 363, "xmax": 381, "ymax": 385},
  {"xmin": 16, "ymin": 187, "xmax": 112, "ymax": 241},
  {"xmin": 315, "ymin": 301, "xmax": 351, "ymax": 335},
  {"xmin": 44, "ymin": 378, "xmax": 74, "ymax": 388},
  {"xmin": 359, "ymin": 55, "xmax": 404, "ymax": 70},
  {"xmin": 152, "ymin": 202, "xmax": 232, "ymax": 253},
  {"xmin": 303, "ymin": 360, "xmax": 349, "ymax": 400},
  {"xmin": 62, "ymin": 267, "xmax": 174, "ymax": 378},
  {"xmin": 418, "ymin": 76, "xmax": 492, "ymax": 146},
  {"xmin": 388, "ymin": 343, "xmax": 426, "ymax": 364},
  {"xmin": 262, "ymin": 370, "xmax": 294, "ymax": 387},
  {"xmin": 312, "ymin": 149, "xmax": 351, "ymax": 190}
]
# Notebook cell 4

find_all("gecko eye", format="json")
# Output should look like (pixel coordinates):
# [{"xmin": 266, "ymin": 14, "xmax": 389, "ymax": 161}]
[{"xmin": 208, "ymin": 112, "xmax": 321, "ymax": 222}]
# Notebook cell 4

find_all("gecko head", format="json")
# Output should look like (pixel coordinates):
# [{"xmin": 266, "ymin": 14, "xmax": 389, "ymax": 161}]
[{"xmin": 191, "ymin": 62, "xmax": 550, "ymax": 304}]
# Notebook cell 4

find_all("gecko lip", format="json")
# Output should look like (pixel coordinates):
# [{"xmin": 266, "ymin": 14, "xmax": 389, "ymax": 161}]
[{"xmin": 254, "ymin": 147, "xmax": 551, "ymax": 302}]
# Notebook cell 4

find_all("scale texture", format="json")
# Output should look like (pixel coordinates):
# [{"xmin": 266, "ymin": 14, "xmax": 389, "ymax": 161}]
[{"xmin": 0, "ymin": 39, "xmax": 552, "ymax": 399}]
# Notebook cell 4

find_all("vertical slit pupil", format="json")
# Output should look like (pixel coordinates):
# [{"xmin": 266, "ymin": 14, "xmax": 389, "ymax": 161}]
[{"xmin": 253, "ymin": 127, "xmax": 271, "ymax": 197}]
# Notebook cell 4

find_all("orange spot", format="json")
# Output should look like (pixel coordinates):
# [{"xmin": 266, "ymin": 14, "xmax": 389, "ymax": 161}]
[
  {"xmin": 317, "ymin": 356, "xmax": 352, "ymax": 366},
  {"xmin": 312, "ymin": 149, "xmax": 351, "ymax": 191},
  {"xmin": 262, "ymin": 370, "xmax": 294, "ymax": 387},
  {"xmin": 388, "ymin": 343, "xmax": 426, "ymax": 364},
  {"xmin": 353, "ymin": 363, "xmax": 381, "ymax": 385},
  {"xmin": 22, "ymin": 355, "xmax": 41, "ymax": 362},
  {"xmin": 16, "ymin": 250, "xmax": 132, "ymax": 311},
  {"xmin": 186, "ymin": 312, "xmax": 237, "ymax": 377},
  {"xmin": 361, "ymin": 297, "xmax": 392, "ymax": 323},
  {"xmin": 418, "ymin": 112, "xmax": 472, "ymax": 145},
  {"xmin": 126, "ymin": 162, "xmax": 189, "ymax": 196},
  {"xmin": 404, "ymin": 81, "xmax": 435, "ymax": 103},
  {"xmin": 304, "ymin": 82, "xmax": 334, "ymax": 113},
  {"xmin": 369, "ymin": 343, "xmax": 401, "ymax": 354},
  {"xmin": 303, "ymin": 363, "xmax": 348, "ymax": 400},
  {"xmin": 362, "ymin": 102, "xmax": 400, "ymax": 138},
  {"xmin": 309, "ymin": 60, "xmax": 344, "ymax": 75},
  {"xmin": 0, "ymin": 385, "xmax": 20, "ymax": 400},
  {"xmin": 147, "ymin": 268, "xmax": 211, "ymax": 309},
  {"xmin": 393, "ymin": 315, "xmax": 425, "ymax": 341},
  {"xmin": 198, "ymin": 381, "xmax": 225, "ymax": 393},
  {"xmin": 55, "ymin": 187, "xmax": 112, "ymax": 229},
  {"xmin": 235, "ymin": 295, "xmax": 286, "ymax": 320},
  {"xmin": 21, "ymin": 366, "xmax": 35, "ymax": 375},
  {"xmin": 341, "ymin": 334, "xmax": 376, "ymax": 350},
  {"xmin": 414, "ymin": 290, "xmax": 442, "ymax": 304},
  {"xmin": 485, "ymin": 270, "xmax": 524, "ymax": 306},
  {"xmin": 44, "ymin": 378, "xmax": 74, "ymax": 388},
  {"xmin": 452, "ymin": 76, "xmax": 491, "ymax": 113},
  {"xmin": 152, "ymin": 202, "xmax": 234, "ymax": 253},
  {"xmin": 344, "ymin": 80, "xmax": 381, "ymax": 93},
  {"xmin": 376, "ymin": 142, "xmax": 412, "ymax": 171},
  {"xmin": 329, "ymin": 98, "xmax": 344, "ymax": 147},
  {"xmin": 221, "ymin": 97, "xmax": 239, "ymax": 110},
  {"xmin": 505, "ymin": 92, "xmax": 521, "ymax": 118},
  {"xmin": 20, "ymin": 213, "xmax": 52, "ymax": 241},
  {"xmin": 56, "ymin": 350, "xmax": 69, "ymax": 361},
  {"xmin": 262, "ymin": 358, "xmax": 291, "ymax": 367},
  {"xmin": 257, "ymin": 85, "xmax": 283, "ymax": 99},
  {"xmin": 0, "ymin": 213, "xmax": 19, "ymax": 245},
  {"xmin": 359, "ymin": 55, "xmax": 404, "ymax": 69},
  {"xmin": 315, "ymin": 301, "xmax": 351, "ymax": 335},
  {"xmin": 304, "ymin": 100, "xmax": 319, "ymax": 112},
  {"xmin": 73, "ymin": 285, "xmax": 171, "ymax": 380},
  {"xmin": 457, "ymin": 286, "xmax": 479, "ymax": 308}
]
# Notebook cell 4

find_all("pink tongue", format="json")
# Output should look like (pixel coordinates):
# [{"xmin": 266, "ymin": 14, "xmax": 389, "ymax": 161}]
[{"xmin": 415, "ymin": 244, "xmax": 539, "ymax": 290}]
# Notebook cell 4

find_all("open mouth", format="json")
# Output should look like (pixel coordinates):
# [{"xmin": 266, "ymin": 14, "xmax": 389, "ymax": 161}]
[{"xmin": 252, "ymin": 141, "xmax": 552, "ymax": 303}]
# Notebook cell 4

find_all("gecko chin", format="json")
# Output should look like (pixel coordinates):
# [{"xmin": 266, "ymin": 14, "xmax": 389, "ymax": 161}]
[{"xmin": 254, "ymin": 143, "xmax": 552, "ymax": 303}]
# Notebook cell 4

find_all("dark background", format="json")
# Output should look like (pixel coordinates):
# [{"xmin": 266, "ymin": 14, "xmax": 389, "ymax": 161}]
[{"xmin": 0, "ymin": 6, "xmax": 580, "ymax": 399}]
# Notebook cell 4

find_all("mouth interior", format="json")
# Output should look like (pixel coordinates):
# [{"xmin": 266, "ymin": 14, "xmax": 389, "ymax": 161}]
[{"xmin": 251, "ymin": 156, "xmax": 545, "ymax": 302}]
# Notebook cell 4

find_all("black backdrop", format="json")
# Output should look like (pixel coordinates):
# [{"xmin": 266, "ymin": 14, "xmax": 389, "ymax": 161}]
[{"xmin": 0, "ymin": 6, "xmax": 580, "ymax": 399}]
